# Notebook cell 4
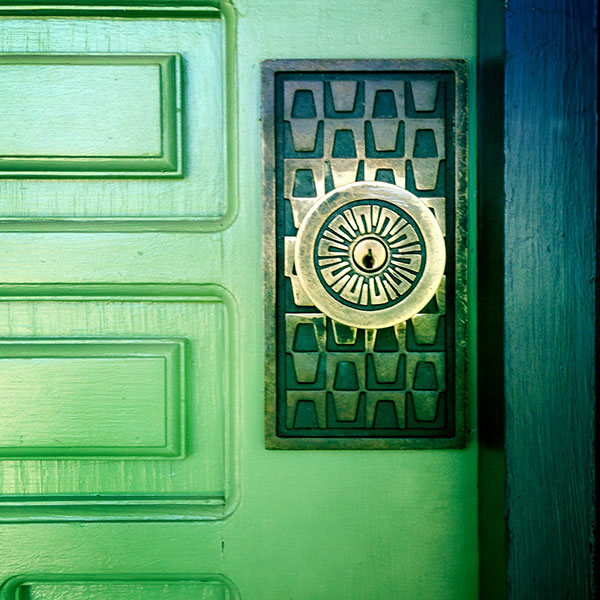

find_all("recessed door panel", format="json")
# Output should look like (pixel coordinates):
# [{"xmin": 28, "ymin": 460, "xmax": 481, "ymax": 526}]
[
  {"xmin": 0, "ymin": 339, "xmax": 183, "ymax": 458},
  {"xmin": 0, "ymin": 54, "xmax": 181, "ymax": 176},
  {"xmin": 0, "ymin": 576, "xmax": 239, "ymax": 600},
  {"xmin": 0, "ymin": 287, "xmax": 236, "ymax": 521},
  {"xmin": 0, "ymin": 13, "xmax": 232, "ymax": 226}
]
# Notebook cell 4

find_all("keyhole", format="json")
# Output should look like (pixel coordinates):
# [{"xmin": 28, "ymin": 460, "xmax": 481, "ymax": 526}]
[
  {"xmin": 362, "ymin": 249, "xmax": 375, "ymax": 270},
  {"xmin": 352, "ymin": 237, "xmax": 389, "ymax": 274}
]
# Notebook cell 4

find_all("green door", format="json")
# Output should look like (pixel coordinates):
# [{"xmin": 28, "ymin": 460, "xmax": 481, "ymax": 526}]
[{"xmin": 0, "ymin": 1, "xmax": 478, "ymax": 598}]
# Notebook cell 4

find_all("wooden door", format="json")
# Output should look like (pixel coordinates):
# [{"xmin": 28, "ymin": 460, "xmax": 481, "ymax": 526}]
[{"xmin": 0, "ymin": 1, "xmax": 479, "ymax": 598}]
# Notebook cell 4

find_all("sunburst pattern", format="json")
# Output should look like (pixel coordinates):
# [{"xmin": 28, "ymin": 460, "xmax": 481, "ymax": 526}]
[{"xmin": 314, "ymin": 199, "xmax": 425, "ymax": 311}]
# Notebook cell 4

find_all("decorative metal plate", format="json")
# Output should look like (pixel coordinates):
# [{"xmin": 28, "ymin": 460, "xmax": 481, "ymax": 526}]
[{"xmin": 263, "ymin": 59, "xmax": 468, "ymax": 449}]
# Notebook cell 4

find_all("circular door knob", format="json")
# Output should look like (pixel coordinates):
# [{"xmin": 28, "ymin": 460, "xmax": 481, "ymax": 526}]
[{"xmin": 295, "ymin": 181, "xmax": 445, "ymax": 329}]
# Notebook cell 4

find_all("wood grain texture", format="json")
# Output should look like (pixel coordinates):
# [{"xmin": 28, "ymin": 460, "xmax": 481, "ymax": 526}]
[
  {"xmin": 0, "ymin": 289, "xmax": 234, "ymax": 522},
  {"xmin": 0, "ymin": 54, "xmax": 181, "ymax": 176},
  {"xmin": 0, "ymin": 16, "xmax": 224, "ymax": 221},
  {"xmin": 0, "ymin": 340, "xmax": 183, "ymax": 458},
  {"xmin": 504, "ymin": 0, "xmax": 597, "ymax": 597}
]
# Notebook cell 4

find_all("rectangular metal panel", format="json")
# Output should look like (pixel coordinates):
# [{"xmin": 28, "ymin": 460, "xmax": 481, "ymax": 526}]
[{"xmin": 263, "ymin": 59, "xmax": 468, "ymax": 449}]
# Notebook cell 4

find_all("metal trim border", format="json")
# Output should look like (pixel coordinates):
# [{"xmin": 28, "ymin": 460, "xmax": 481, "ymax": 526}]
[{"xmin": 263, "ymin": 58, "xmax": 468, "ymax": 450}]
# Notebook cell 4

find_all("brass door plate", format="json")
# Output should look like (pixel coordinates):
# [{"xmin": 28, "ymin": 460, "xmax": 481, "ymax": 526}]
[{"xmin": 263, "ymin": 59, "xmax": 468, "ymax": 449}]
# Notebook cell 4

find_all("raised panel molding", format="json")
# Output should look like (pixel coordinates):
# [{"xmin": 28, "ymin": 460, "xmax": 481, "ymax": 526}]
[
  {"xmin": 0, "ymin": 54, "xmax": 182, "ymax": 177},
  {"xmin": 0, "ymin": 339, "xmax": 185, "ymax": 459},
  {"xmin": 0, "ymin": 2, "xmax": 238, "ymax": 232},
  {"xmin": 0, "ymin": 285, "xmax": 239, "ymax": 522},
  {"xmin": 0, "ymin": 575, "xmax": 240, "ymax": 600}
]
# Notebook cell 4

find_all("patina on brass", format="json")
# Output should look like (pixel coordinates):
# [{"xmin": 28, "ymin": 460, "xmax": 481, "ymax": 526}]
[
  {"xmin": 295, "ymin": 181, "xmax": 446, "ymax": 329},
  {"xmin": 262, "ymin": 59, "xmax": 468, "ymax": 450}
]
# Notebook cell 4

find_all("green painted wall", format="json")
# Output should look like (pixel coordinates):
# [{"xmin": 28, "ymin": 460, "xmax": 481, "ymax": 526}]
[{"xmin": 0, "ymin": 0, "xmax": 478, "ymax": 598}]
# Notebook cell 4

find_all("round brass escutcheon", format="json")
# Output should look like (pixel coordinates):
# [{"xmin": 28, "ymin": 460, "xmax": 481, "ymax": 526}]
[{"xmin": 295, "ymin": 181, "xmax": 446, "ymax": 329}]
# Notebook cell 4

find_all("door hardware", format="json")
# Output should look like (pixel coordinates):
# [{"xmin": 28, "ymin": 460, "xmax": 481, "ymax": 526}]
[
  {"xmin": 263, "ymin": 59, "xmax": 468, "ymax": 449},
  {"xmin": 294, "ymin": 180, "xmax": 446, "ymax": 329}
]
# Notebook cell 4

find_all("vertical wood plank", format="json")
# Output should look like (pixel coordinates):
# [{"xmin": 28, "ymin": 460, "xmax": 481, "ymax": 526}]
[{"xmin": 504, "ymin": 0, "xmax": 597, "ymax": 597}]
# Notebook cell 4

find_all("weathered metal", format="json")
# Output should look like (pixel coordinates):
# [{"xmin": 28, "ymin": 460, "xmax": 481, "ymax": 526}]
[{"xmin": 263, "ymin": 59, "xmax": 468, "ymax": 449}]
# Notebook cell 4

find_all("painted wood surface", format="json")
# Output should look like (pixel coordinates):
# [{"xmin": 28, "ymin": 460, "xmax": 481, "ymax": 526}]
[
  {"xmin": 0, "ymin": 290, "xmax": 231, "ymax": 520},
  {"xmin": 0, "ymin": 340, "xmax": 181, "ymax": 456},
  {"xmin": 0, "ymin": 17, "xmax": 220, "ymax": 220},
  {"xmin": 0, "ymin": 575, "xmax": 237, "ymax": 600},
  {"xmin": 504, "ymin": 0, "xmax": 597, "ymax": 597},
  {"xmin": 0, "ymin": 0, "xmax": 479, "ymax": 597},
  {"xmin": 0, "ymin": 54, "xmax": 180, "ymax": 176}
]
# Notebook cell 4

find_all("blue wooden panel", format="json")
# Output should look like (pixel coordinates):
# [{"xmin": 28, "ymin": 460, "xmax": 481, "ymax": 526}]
[{"xmin": 504, "ymin": 0, "xmax": 597, "ymax": 596}]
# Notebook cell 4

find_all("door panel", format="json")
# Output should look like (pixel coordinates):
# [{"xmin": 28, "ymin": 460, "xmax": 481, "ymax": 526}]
[
  {"xmin": 0, "ymin": 287, "xmax": 236, "ymax": 520},
  {"xmin": 0, "ymin": 0, "xmax": 478, "ymax": 598},
  {"xmin": 0, "ymin": 575, "xmax": 238, "ymax": 600},
  {"xmin": 0, "ymin": 11, "xmax": 231, "ymax": 226},
  {"xmin": 0, "ymin": 53, "xmax": 181, "ymax": 176}
]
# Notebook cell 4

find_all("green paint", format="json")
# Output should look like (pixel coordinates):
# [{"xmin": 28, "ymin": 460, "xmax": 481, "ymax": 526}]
[
  {"xmin": 0, "ymin": 54, "xmax": 181, "ymax": 176},
  {"xmin": 0, "ymin": 11, "xmax": 230, "ymax": 227},
  {"xmin": 0, "ymin": 286, "xmax": 237, "ymax": 522},
  {"xmin": 0, "ymin": 0, "xmax": 478, "ymax": 598},
  {"xmin": 0, "ymin": 575, "xmax": 239, "ymax": 600},
  {"xmin": 0, "ymin": 340, "xmax": 183, "ymax": 457}
]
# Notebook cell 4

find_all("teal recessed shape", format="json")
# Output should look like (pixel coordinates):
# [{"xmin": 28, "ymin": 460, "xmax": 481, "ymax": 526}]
[
  {"xmin": 333, "ymin": 361, "xmax": 359, "ymax": 390},
  {"xmin": 372, "ymin": 90, "xmax": 398, "ymax": 118},
  {"xmin": 291, "ymin": 90, "xmax": 317, "ymax": 118}
]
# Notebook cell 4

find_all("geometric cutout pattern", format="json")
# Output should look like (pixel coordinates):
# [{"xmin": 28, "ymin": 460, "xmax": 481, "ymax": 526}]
[{"xmin": 263, "ymin": 59, "xmax": 468, "ymax": 448}]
